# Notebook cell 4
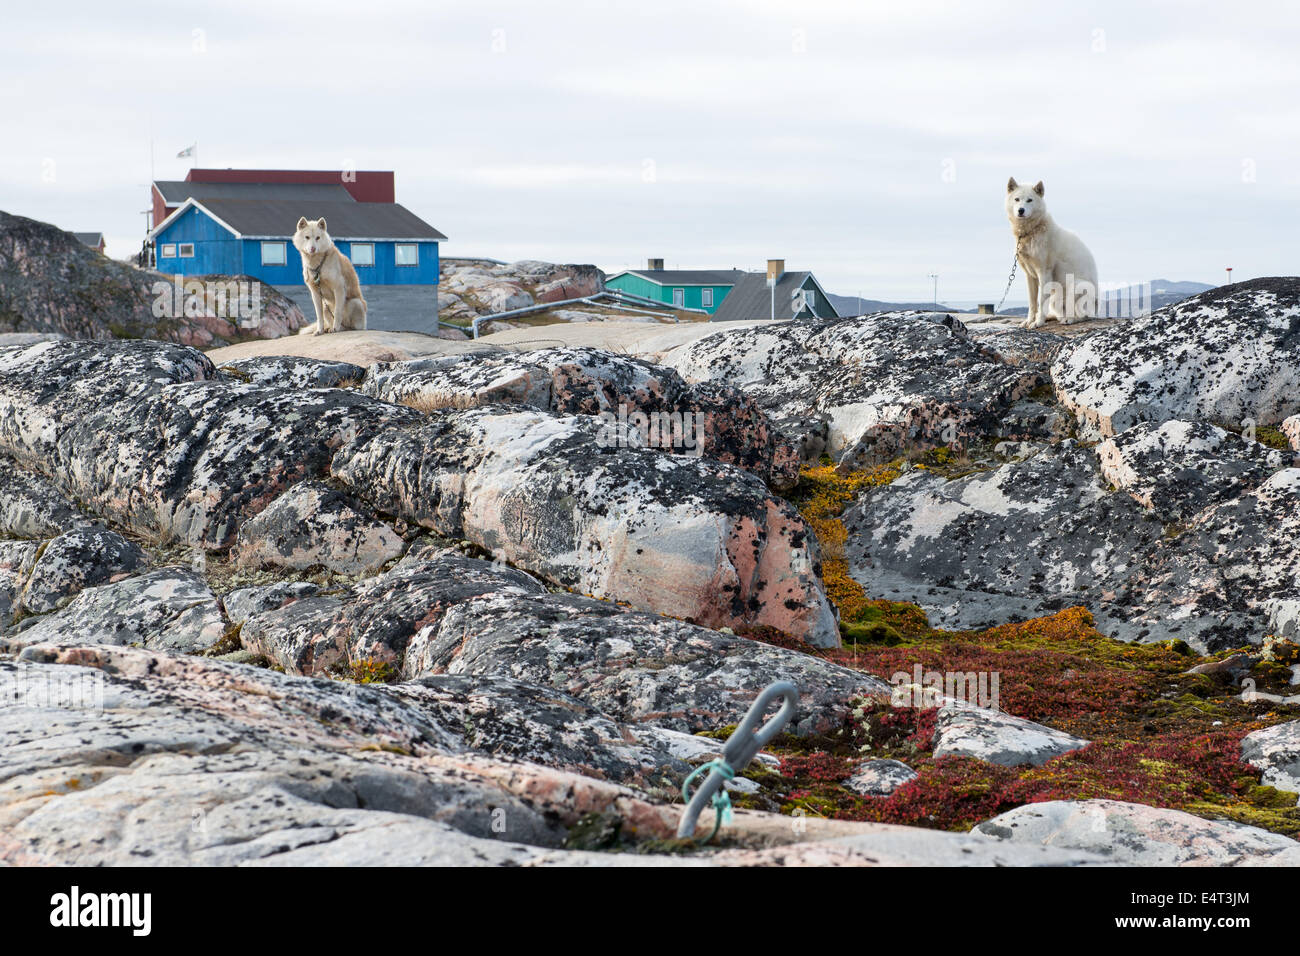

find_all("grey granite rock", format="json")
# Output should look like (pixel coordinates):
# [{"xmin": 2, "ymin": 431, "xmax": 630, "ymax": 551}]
[
  {"xmin": 234, "ymin": 480, "xmax": 405, "ymax": 574},
  {"xmin": 932, "ymin": 703, "xmax": 1090, "ymax": 767},
  {"xmin": 1053, "ymin": 278, "xmax": 1300, "ymax": 439},
  {"xmin": 7, "ymin": 567, "xmax": 226, "ymax": 653},
  {"xmin": 974, "ymin": 799, "xmax": 1300, "ymax": 865},
  {"xmin": 845, "ymin": 758, "xmax": 918, "ymax": 796}
]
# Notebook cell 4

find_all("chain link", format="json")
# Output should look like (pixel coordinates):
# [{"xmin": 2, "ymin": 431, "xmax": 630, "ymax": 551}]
[{"xmin": 995, "ymin": 239, "xmax": 1025, "ymax": 314}]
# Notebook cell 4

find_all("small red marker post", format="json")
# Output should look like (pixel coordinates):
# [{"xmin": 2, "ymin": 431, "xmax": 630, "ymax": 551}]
[{"xmin": 1226, "ymin": 267, "xmax": 1233, "ymax": 284}]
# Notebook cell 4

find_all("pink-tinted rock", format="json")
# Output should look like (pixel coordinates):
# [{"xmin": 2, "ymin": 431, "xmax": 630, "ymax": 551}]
[{"xmin": 334, "ymin": 407, "xmax": 838, "ymax": 645}]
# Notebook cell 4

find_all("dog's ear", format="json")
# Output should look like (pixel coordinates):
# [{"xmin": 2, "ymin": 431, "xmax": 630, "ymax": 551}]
[
  {"xmin": 296, "ymin": 216, "xmax": 309, "ymax": 231},
  {"xmin": 316, "ymin": 218, "xmax": 328, "ymax": 231},
  {"xmin": 1033, "ymin": 181, "xmax": 1044, "ymax": 196},
  {"xmin": 1007, "ymin": 177, "xmax": 1018, "ymax": 193}
]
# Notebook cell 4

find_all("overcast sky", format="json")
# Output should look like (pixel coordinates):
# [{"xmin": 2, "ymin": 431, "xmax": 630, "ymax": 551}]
[{"xmin": 2, "ymin": 0, "xmax": 1297, "ymax": 302}]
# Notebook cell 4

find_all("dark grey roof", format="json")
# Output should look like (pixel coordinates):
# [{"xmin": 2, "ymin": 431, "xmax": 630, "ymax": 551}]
[
  {"xmin": 194, "ymin": 198, "xmax": 447, "ymax": 241},
  {"xmin": 73, "ymin": 231, "xmax": 104, "ymax": 247},
  {"xmin": 711, "ymin": 271, "xmax": 839, "ymax": 322},
  {"xmin": 154, "ymin": 181, "xmax": 354, "ymax": 205},
  {"xmin": 619, "ymin": 269, "xmax": 747, "ymax": 286}
]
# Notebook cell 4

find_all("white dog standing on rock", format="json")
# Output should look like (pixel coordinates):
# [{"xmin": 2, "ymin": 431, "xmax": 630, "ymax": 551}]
[
  {"xmin": 293, "ymin": 216, "xmax": 368, "ymax": 334},
  {"xmin": 1005, "ymin": 178, "xmax": 1098, "ymax": 328}
]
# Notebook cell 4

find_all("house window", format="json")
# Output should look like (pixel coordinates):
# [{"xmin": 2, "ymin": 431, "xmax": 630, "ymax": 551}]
[
  {"xmin": 178, "ymin": 243, "xmax": 195, "ymax": 258},
  {"xmin": 802, "ymin": 288, "xmax": 816, "ymax": 310},
  {"xmin": 702, "ymin": 288, "xmax": 714, "ymax": 308},
  {"xmin": 395, "ymin": 244, "xmax": 419, "ymax": 266},
  {"xmin": 673, "ymin": 288, "xmax": 685, "ymax": 308},
  {"xmin": 350, "ymin": 243, "xmax": 374, "ymax": 267},
  {"xmin": 160, "ymin": 243, "xmax": 177, "ymax": 258},
  {"xmin": 260, "ymin": 242, "xmax": 287, "ymax": 266}
]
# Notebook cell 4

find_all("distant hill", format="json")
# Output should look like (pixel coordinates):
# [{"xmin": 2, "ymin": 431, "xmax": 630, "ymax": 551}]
[
  {"xmin": 830, "ymin": 280, "xmax": 1216, "ymax": 319},
  {"xmin": 827, "ymin": 293, "xmax": 972, "ymax": 316}
]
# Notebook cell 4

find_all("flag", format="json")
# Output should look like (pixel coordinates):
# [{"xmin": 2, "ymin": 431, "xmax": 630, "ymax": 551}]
[{"xmin": 176, "ymin": 144, "xmax": 195, "ymax": 159}]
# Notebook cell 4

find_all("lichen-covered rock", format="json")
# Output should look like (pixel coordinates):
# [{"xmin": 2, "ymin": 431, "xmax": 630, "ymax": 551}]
[
  {"xmin": 995, "ymin": 399, "xmax": 1068, "ymax": 442},
  {"xmin": 0, "ymin": 540, "xmax": 41, "ymax": 622},
  {"xmin": 19, "ymin": 528, "xmax": 147, "ymax": 613},
  {"xmin": 1138, "ymin": 468, "xmax": 1300, "ymax": 650},
  {"xmin": 932, "ymin": 703, "xmax": 1090, "ymax": 767},
  {"xmin": 0, "ymin": 211, "xmax": 306, "ymax": 345},
  {"xmin": 335, "ymin": 408, "xmax": 837, "ymax": 645},
  {"xmin": 1053, "ymin": 278, "xmax": 1300, "ymax": 439},
  {"xmin": 1284, "ymin": 414, "xmax": 1300, "ymax": 452},
  {"xmin": 234, "ymin": 481, "xmax": 405, "ymax": 575},
  {"xmin": 362, "ymin": 347, "xmax": 799, "ymax": 489},
  {"xmin": 1240, "ymin": 721, "xmax": 1300, "ymax": 800},
  {"xmin": 1097, "ymin": 419, "xmax": 1285, "ymax": 520},
  {"xmin": 413, "ymin": 590, "xmax": 887, "ymax": 734},
  {"xmin": 0, "ymin": 339, "xmax": 216, "ymax": 465},
  {"xmin": 218, "ymin": 355, "xmax": 365, "ymax": 389},
  {"xmin": 969, "ymin": 326, "xmax": 1071, "ymax": 367},
  {"xmin": 0, "ymin": 340, "xmax": 419, "ymax": 549},
  {"xmin": 713, "ymin": 824, "xmax": 1105, "ymax": 867},
  {"xmin": 843, "ymin": 442, "xmax": 1162, "ymax": 633},
  {"xmin": 439, "ymin": 260, "xmax": 604, "ymax": 319},
  {"xmin": 664, "ymin": 312, "xmax": 1044, "ymax": 466},
  {"xmin": 844, "ymin": 436, "xmax": 1298, "ymax": 651},
  {"xmin": 845, "ymin": 758, "xmax": 918, "ymax": 796},
  {"xmin": 6, "ymin": 567, "xmax": 225, "ymax": 653},
  {"xmin": 222, "ymin": 580, "xmax": 320, "ymax": 624},
  {"xmin": 388, "ymin": 675, "xmax": 692, "ymax": 783},
  {"xmin": 0, "ymin": 340, "xmax": 832, "ymax": 644},
  {"xmin": 973, "ymin": 799, "xmax": 1300, "ymax": 865},
  {"xmin": 1, "ymin": 643, "xmax": 1110, "ymax": 866},
  {"xmin": 0, "ymin": 456, "xmax": 94, "ymax": 538},
  {"xmin": 1265, "ymin": 599, "xmax": 1300, "ymax": 641},
  {"xmin": 239, "ymin": 552, "xmax": 545, "ymax": 675},
  {"xmin": 0, "ymin": 649, "xmax": 559, "ymax": 862}
]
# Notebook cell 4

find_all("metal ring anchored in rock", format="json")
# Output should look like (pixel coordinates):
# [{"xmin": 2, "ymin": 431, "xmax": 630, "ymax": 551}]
[{"xmin": 676, "ymin": 680, "xmax": 799, "ymax": 842}]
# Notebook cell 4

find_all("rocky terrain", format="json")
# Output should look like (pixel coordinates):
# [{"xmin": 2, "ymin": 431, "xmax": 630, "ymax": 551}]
[
  {"xmin": 438, "ymin": 259, "xmax": 605, "ymax": 325},
  {"xmin": 2, "ymin": 277, "xmax": 1300, "ymax": 865},
  {"xmin": 0, "ymin": 210, "xmax": 308, "ymax": 346}
]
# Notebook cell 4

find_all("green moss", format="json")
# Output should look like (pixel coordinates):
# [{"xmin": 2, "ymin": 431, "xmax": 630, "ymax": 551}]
[
  {"xmin": 841, "ymin": 620, "xmax": 903, "ymax": 646},
  {"xmin": 217, "ymin": 365, "xmax": 252, "ymax": 383},
  {"xmin": 203, "ymin": 622, "xmax": 243, "ymax": 657},
  {"xmin": 1255, "ymin": 425, "xmax": 1292, "ymax": 450}
]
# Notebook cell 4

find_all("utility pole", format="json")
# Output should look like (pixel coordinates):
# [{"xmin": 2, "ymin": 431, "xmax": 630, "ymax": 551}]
[{"xmin": 929, "ymin": 273, "xmax": 939, "ymax": 310}]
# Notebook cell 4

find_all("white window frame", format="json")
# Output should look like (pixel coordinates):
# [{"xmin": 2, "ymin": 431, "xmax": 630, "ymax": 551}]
[
  {"xmin": 395, "ymin": 243, "xmax": 419, "ymax": 266},
  {"xmin": 160, "ymin": 243, "xmax": 177, "ymax": 258},
  {"xmin": 801, "ymin": 287, "xmax": 816, "ymax": 310},
  {"xmin": 702, "ymin": 288, "xmax": 713, "ymax": 308},
  {"xmin": 350, "ymin": 242, "xmax": 375, "ymax": 267},
  {"xmin": 178, "ymin": 243, "xmax": 195, "ymax": 258},
  {"xmin": 672, "ymin": 288, "xmax": 685, "ymax": 308},
  {"xmin": 260, "ymin": 241, "xmax": 286, "ymax": 266}
]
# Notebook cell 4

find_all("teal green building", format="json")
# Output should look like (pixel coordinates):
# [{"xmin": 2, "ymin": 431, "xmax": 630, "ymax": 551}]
[{"xmin": 605, "ymin": 258, "xmax": 839, "ymax": 321}]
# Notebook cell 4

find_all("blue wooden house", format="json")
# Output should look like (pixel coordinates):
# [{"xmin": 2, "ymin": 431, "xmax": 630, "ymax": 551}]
[{"xmin": 146, "ymin": 179, "xmax": 446, "ymax": 286}]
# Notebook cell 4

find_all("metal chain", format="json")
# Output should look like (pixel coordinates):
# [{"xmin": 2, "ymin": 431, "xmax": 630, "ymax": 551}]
[
  {"xmin": 998, "ymin": 244, "xmax": 1019, "ymax": 312},
  {"xmin": 995, "ymin": 243, "xmax": 1021, "ymax": 314}
]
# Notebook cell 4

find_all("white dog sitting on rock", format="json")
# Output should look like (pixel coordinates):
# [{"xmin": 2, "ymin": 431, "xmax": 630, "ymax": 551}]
[
  {"xmin": 1005, "ymin": 178, "xmax": 1098, "ymax": 328},
  {"xmin": 292, "ymin": 216, "xmax": 368, "ymax": 334}
]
